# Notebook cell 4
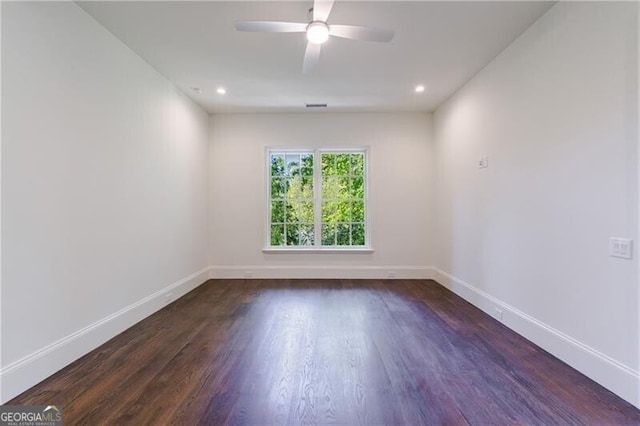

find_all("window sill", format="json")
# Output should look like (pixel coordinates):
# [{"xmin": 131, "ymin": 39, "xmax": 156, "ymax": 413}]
[{"xmin": 262, "ymin": 247, "xmax": 375, "ymax": 254}]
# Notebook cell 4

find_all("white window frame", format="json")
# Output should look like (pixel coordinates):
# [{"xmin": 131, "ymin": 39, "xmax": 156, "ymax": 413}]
[{"xmin": 263, "ymin": 147, "xmax": 373, "ymax": 253}]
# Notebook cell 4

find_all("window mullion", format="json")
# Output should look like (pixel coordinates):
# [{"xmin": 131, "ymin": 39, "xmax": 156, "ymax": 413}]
[{"xmin": 313, "ymin": 150, "xmax": 322, "ymax": 247}]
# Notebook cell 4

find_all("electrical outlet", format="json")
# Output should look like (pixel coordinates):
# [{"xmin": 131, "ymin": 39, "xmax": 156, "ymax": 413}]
[
  {"xmin": 478, "ymin": 156, "xmax": 489, "ymax": 169},
  {"xmin": 610, "ymin": 238, "xmax": 633, "ymax": 259},
  {"xmin": 494, "ymin": 307, "xmax": 503, "ymax": 320},
  {"xmin": 244, "ymin": 270, "xmax": 253, "ymax": 278},
  {"xmin": 387, "ymin": 270, "xmax": 397, "ymax": 278}
]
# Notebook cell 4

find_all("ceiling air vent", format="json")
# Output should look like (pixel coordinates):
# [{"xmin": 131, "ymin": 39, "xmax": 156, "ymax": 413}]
[{"xmin": 305, "ymin": 103, "xmax": 327, "ymax": 108}]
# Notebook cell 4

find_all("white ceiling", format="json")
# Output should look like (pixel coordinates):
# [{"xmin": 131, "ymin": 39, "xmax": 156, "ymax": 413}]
[{"xmin": 78, "ymin": 1, "xmax": 553, "ymax": 113}]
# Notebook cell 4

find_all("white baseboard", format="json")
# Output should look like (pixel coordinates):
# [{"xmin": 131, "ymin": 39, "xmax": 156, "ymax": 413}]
[
  {"xmin": 4, "ymin": 266, "xmax": 637, "ymax": 409},
  {"xmin": 208, "ymin": 265, "xmax": 432, "ymax": 280},
  {"xmin": 431, "ymin": 267, "xmax": 640, "ymax": 409},
  {"xmin": 0, "ymin": 266, "xmax": 211, "ymax": 404}
]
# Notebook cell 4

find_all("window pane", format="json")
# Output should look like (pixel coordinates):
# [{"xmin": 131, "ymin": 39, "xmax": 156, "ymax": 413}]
[
  {"xmin": 299, "ymin": 223, "xmax": 314, "ymax": 246},
  {"xmin": 351, "ymin": 153, "xmax": 364, "ymax": 175},
  {"xmin": 271, "ymin": 178, "xmax": 285, "ymax": 199},
  {"xmin": 299, "ymin": 202, "xmax": 314, "ymax": 223},
  {"xmin": 271, "ymin": 201, "xmax": 285, "ymax": 222},
  {"xmin": 322, "ymin": 176, "xmax": 339, "ymax": 199},
  {"xmin": 336, "ymin": 201, "xmax": 351, "ymax": 222},
  {"xmin": 336, "ymin": 223, "xmax": 350, "ymax": 245},
  {"xmin": 286, "ymin": 201, "xmax": 299, "ymax": 222},
  {"xmin": 337, "ymin": 177, "xmax": 350, "ymax": 198},
  {"xmin": 322, "ymin": 201, "xmax": 338, "ymax": 222},
  {"xmin": 271, "ymin": 154, "xmax": 286, "ymax": 176},
  {"xmin": 351, "ymin": 177, "xmax": 364, "ymax": 198},
  {"xmin": 336, "ymin": 154, "xmax": 350, "ymax": 175},
  {"xmin": 352, "ymin": 200, "xmax": 365, "ymax": 222},
  {"xmin": 352, "ymin": 223, "xmax": 365, "ymax": 245},
  {"xmin": 271, "ymin": 224, "xmax": 284, "ymax": 246},
  {"xmin": 322, "ymin": 153, "xmax": 336, "ymax": 175},
  {"xmin": 285, "ymin": 178, "xmax": 297, "ymax": 198},
  {"xmin": 301, "ymin": 177, "xmax": 313, "ymax": 194},
  {"xmin": 286, "ymin": 224, "xmax": 299, "ymax": 245},
  {"xmin": 284, "ymin": 201, "xmax": 313, "ymax": 223},
  {"xmin": 301, "ymin": 154, "xmax": 314, "ymax": 176},
  {"xmin": 321, "ymin": 223, "xmax": 335, "ymax": 246},
  {"xmin": 285, "ymin": 176, "xmax": 313, "ymax": 199},
  {"xmin": 286, "ymin": 154, "xmax": 300, "ymax": 176}
]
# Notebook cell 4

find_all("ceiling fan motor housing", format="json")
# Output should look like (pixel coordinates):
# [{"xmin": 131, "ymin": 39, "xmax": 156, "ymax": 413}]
[
  {"xmin": 306, "ymin": 21, "xmax": 330, "ymax": 44},
  {"xmin": 234, "ymin": 0, "xmax": 395, "ymax": 72}
]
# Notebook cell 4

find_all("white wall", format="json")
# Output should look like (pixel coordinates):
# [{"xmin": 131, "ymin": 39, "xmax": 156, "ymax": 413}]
[
  {"xmin": 209, "ymin": 113, "xmax": 434, "ymax": 278},
  {"xmin": 1, "ymin": 2, "xmax": 210, "ymax": 402},
  {"xmin": 433, "ymin": 2, "xmax": 639, "ymax": 407},
  {"xmin": 2, "ymin": 0, "xmax": 637, "ymax": 411}
]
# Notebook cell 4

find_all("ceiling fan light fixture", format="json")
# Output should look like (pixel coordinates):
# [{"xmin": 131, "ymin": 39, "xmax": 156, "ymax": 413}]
[
  {"xmin": 235, "ymin": 0, "xmax": 394, "ymax": 72},
  {"xmin": 306, "ymin": 21, "xmax": 330, "ymax": 44}
]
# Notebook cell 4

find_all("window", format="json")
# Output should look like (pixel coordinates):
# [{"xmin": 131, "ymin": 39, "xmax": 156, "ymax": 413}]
[{"xmin": 268, "ymin": 149, "xmax": 368, "ymax": 249}]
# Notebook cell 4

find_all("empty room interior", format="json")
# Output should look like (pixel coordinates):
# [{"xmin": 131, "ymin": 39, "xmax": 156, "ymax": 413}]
[{"xmin": 2, "ymin": 0, "xmax": 640, "ymax": 424}]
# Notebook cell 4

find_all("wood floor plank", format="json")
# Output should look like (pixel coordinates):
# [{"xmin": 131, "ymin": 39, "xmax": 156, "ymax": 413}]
[{"xmin": 7, "ymin": 279, "xmax": 640, "ymax": 425}]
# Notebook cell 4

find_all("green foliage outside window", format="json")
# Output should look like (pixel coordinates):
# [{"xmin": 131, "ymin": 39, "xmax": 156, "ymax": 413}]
[{"xmin": 269, "ymin": 151, "xmax": 366, "ymax": 247}]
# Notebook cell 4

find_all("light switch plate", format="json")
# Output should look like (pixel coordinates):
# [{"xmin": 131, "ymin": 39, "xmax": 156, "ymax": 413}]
[{"xmin": 610, "ymin": 237, "xmax": 633, "ymax": 259}]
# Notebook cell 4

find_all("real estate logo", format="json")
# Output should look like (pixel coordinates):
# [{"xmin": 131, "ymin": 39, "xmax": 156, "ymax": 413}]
[{"xmin": 0, "ymin": 405, "xmax": 62, "ymax": 426}]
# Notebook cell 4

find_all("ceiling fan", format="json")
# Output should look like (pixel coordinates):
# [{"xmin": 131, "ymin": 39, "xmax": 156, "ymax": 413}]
[{"xmin": 234, "ymin": 0, "xmax": 395, "ymax": 73}]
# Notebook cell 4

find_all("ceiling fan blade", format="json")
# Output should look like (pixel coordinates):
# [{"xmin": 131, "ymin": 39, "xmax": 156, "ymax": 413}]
[
  {"xmin": 329, "ymin": 24, "xmax": 395, "ymax": 42},
  {"xmin": 234, "ymin": 21, "xmax": 308, "ymax": 33},
  {"xmin": 302, "ymin": 42, "xmax": 322, "ymax": 74},
  {"xmin": 313, "ymin": 0, "xmax": 335, "ymax": 22}
]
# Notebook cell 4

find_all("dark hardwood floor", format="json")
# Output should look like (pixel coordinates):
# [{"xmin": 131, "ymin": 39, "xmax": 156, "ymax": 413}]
[{"xmin": 8, "ymin": 279, "xmax": 640, "ymax": 425}]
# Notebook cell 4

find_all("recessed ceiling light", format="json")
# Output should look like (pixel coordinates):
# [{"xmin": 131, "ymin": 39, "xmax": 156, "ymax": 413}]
[
  {"xmin": 217, "ymin": 87, "xmax": 226, "ymax": 95},
  {"xmin": 191, "ymin": 87, "xmax": 203, "ymax": 94},
  {"xmin": 415, "ymin": 85, "xmax": 425, "ymax": 93}
]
